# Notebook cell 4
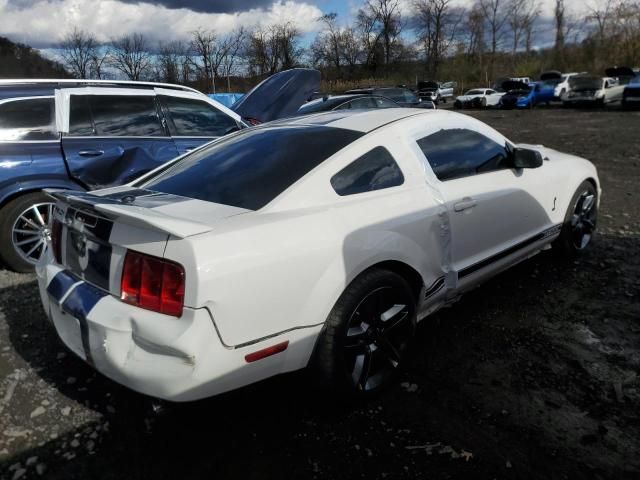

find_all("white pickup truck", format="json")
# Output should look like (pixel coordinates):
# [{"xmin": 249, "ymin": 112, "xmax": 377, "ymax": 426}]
[{"xmin": 416, "ymin": 81, "xmax": 456, "ymax": 104}]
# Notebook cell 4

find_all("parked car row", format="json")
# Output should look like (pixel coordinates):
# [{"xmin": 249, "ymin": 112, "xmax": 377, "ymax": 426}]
[{"xmin": 453, "ymin": 67, "xmax": 640, "ymax": 110}]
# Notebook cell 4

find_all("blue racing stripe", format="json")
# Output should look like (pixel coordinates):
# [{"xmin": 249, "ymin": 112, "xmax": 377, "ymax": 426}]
[
  {"xmin": 46, "ymin": 270, "xmax": 79, "ymax": 303},
  {"xmin": 61, "ymin": 282, "xmax": 108, "ymax": 366},
  {"xmin": 61, "ymin": 282, "xmax": 107, "ymax": 323}
]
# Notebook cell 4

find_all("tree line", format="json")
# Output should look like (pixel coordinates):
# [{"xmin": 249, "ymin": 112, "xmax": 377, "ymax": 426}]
[{"xmin": 58, "ymin": 0, "xmax": 640, "ymax": 93}]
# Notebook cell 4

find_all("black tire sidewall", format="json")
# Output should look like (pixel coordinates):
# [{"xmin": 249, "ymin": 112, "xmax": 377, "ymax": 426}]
[
  {"xmin": 0, "ymin": 192, "xmax": 53, "ymax": 272},
  {"xmin": 311, "ymin": 269, "xmax": 417, "ymax": 397},
  {"xmin": 554, "ymin": 181, "xmax": 598, "ymax": 258}
]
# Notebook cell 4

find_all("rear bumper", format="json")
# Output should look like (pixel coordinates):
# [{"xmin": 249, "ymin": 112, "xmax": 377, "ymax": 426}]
[{"xmin": 36, "ymin": 256, "xmax": 322, "ymax": 401}]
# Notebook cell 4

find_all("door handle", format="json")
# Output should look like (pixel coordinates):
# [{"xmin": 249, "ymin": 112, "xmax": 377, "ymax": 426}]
[
  {"xmin": 454, "ymin": 197, "xmax": 478, "ymax": 212},
  {"xmin": 78, "ymin": 150, "xmax": 104, "ymax": 157}
]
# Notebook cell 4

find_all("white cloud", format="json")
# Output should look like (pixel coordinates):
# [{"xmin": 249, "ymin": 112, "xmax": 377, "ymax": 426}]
[{"xmin": 0, "ymin": 0, "xmax": 323, "ymax": 46}]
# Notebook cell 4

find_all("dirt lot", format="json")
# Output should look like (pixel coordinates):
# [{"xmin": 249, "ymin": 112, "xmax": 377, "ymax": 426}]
[{"xmin": 1, "ymin": 107, "xmax": 639, "ymax": 480}]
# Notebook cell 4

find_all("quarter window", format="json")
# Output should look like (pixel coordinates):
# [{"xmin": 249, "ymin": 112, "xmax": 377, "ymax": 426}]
[
  {"xmin": 0, "ymin": 98, "xmax": 56, "ymax": 141},
  {"xmin": 417, "ymin": 128, "xmax": 510, "ymax": 181},
  {"xmin": 75, "ymin": 95, "xmax": 164, "ymax": 137},
  {"xmin": 161, "ymin": 96, "xmax": 238, "ymax": 137},
  {"xmin": 331, "ymin": 146, "xmax": 404, "ymax": 196}
]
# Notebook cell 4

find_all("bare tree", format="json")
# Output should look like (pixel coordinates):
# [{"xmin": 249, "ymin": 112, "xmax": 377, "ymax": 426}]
[
  {"xmin": 89, "ymin": 49, "xmax": 109, "ymax": 79},
  {"xmin": 191, "ymin": 29, "xmax": 217, "ymax": 89},
  {"xmin": 465, "ymin": 3, "xmax": 486, "ymax": 59},
  {"xmin": 356, "ymin": 6, "xmax": 383, "ymax": 69},
  {"xmin": 554, "ymin": 0, "xmax": 565, "ymax": 50},
  {"xmin": 414, "ymin": 0, "xmax": 464, "ymax": 77},
  {"xmin": 109, "ymin": 33, "xmax": 153, "ymax": 80},
  {"xmin": 340, "ymin": 27, "xmax": 364, "ymax": 70},
  {"xmin": 219, "ymin": 28, "xmax": 247, "ymax": 91},
  {"xmin": 312, "ymin": 13, "xmax": 343, "ymax": 70},
  {"xmin": 478, "ymin": 0, "xmax": 509, "ymax": 55},
  {"xmin": 362, "ymin": 0, "xmax": 403, "ymax": 65},
  {"xmin": 60, "ymin": 28, "xmax": 99, "ymax": 79},
  {"xmin": 587, "ymin": 0, "xmax": 615, "ymax": 46},
  {"xmin": 247, "ymin": 23, "xmax": 302, "ymax": 76},
  {"xmin": 507, "ymin": 0, "xmax": 540, "ymax": 56},
  {"xmin": 157, "ymin": 41, "xmax": 188, "ymax": 84},
  {"xmin": 191, "ymin": 28, "xmax": 247, "ymax": 92}
]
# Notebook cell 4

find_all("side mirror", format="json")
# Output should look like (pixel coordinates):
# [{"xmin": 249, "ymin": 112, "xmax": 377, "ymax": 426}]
[{"xmin": 512, "ymin": 148, "xmax": 543, "ymax": 169}]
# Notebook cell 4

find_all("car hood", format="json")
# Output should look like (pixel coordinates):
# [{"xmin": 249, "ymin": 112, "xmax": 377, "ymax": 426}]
[
  {"xmin": 605, "ymin": 66, "xmax": 635, "ymax": 78},
  {"xmin": 417, "ymin": 80, "xmax": 439, "ymax": 90},
  {"xmin": 231, "ymin": 68, "xmax": 321, "ymax": 123},
  {"xmin": 569, "ymin": 76, "xmax": 602, "ymax": 91},
  {"xmin": 500, "ymin": 80, "xmax": 529, "ymax": 92},
  {"xmin": 540, "ymin": 70, "xmax": 562, "ymax": 81}
]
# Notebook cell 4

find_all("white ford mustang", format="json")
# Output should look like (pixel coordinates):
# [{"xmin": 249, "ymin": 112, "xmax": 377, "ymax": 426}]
[{"xmin": 36, "ymin": 109, "xmax": 600, "ymax": 401}]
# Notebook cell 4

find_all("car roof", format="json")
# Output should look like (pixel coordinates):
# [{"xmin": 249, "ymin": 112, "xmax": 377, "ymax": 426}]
[
  {"xmin": 298, "ymin": 93, "xmax": 392, "ymax": 112},
  {"xmin": 0, "ymin": 78, "xmax": 200, "ymax": 100},
  {"xmin": 267, "ymin": 108, "xmax": 441, "ymax": 133}
]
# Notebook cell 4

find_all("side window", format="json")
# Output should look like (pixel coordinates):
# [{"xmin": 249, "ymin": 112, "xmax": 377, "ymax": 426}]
[
  {"xmin": 417, "ymin": 128, "xmax": 509, "ymax": 181},
  {"xmin": 331, "ymin": 146, "xmax": 404, "ymax": 196},
  {"xmin": 0, "ymin": 98, "xmax": 56, "ymax": 141},
  {"xmin": 372, "ymin": 97, "xmax": 397, "ymax": 108},
  {"xmin": 90, "ymin": 95, "xmax": 164, "ymax": 136},
  {"xmin": 335, "ymin": 101, "xmax": 352, "ymax": 110},
  {"xmin": 348, "ymin": 97, "xmax": 375, "ymax": 109},
  {"xmin": 68, "ymin": 96, "xmax": 94, "ymax": 136},
  {"xmin": 162, "ymin": 96, "xmax": 238, "ymax": 137}
]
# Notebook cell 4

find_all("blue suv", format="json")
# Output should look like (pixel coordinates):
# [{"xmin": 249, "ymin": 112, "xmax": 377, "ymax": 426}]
[{"xmin": 0, "ymin": 70, "xmax": 320, "ymax": 271}]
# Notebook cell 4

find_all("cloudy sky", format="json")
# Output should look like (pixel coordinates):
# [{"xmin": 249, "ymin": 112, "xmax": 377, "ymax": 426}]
[{"xmin": 0, "ymin": 0, "xmax": 585, "ymax": 48}]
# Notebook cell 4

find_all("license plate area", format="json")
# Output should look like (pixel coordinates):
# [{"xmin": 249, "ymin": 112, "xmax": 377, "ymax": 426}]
[{"xmin": 63, "ymin": 208, "xmax": 114, "ymax": 292}]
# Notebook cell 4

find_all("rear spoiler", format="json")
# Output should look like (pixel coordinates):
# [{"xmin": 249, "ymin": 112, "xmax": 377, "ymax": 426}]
[{"xmin": 45, "ymin": 189, "xmax": 214, "ymax": 238}]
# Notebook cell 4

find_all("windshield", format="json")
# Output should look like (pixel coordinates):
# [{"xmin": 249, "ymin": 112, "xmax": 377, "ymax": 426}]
[
  {"xmin": 298, "ymin": 97, "xmax": 344, "ymax": 113},
  {"xmin": 570, "ymin": 77, "xmax": 602, "ymax": 90},
  {"xmin": 140, "ymin": 125, "xmax": 363, "ymax": 210},
  {"xmin": 380, "ymin": 89, "xmax": 418, "ymax": 103},
  {"xmin": 465, "ymin": 90, "xmax": 484, "ymax": 95}
]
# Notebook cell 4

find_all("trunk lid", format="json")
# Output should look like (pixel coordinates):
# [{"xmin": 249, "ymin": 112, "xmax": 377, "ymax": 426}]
[
  {"xmin": 47, "ymin": 188, "xmax": 249, "ymax": 294},
  {"xmin": 231, "ymin": 68, "xmax": 320, "ymax": 123}
]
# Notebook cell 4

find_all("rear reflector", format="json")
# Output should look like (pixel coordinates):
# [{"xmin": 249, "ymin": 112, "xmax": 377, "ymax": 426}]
[
  {"xmin": 121, "ymin": 250, "xmax": 185, "ymax": 317},
  {"xmin": 244, "ymin": 341, "xmax": 289, "ymax": 363}
]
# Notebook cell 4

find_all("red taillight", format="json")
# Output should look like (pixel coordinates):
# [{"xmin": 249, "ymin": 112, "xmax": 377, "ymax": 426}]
[
  {"xmin": 121, "ymin": 250, "xmax": 185, "ymax": 317},
  {"xmin": 51, "ymin": 219, "xmax": 62, "ymax": 264}
]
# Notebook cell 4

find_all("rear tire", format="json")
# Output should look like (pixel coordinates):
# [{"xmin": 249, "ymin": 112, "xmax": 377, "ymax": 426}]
[
  {"xmin": 553, "ymin": 181, "xmax": 598, "ymax": 258},
  {"xmin": 311, "ymin": 269, "xmax": 417, "ymax": 397},
  {"xmin": 0, "ymin": 192, "xmax": 55, "ymax": 272}
]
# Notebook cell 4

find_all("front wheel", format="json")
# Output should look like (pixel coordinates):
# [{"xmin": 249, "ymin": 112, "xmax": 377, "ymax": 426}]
[
  {"xmin": 0, "ymin": 192, "xmax": 56, "ymax": 272},
  {"xmin": 553, "ymin": 181, "xmax": 598, "ymax": 258},
  {"xmin": 312, "ymin": 269, "xmax": 417, "ymax": 397}
]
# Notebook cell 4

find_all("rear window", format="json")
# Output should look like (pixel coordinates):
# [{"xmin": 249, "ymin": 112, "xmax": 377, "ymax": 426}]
[
  {"xmin": 0, "ymin": 97, "xmax": 56, "ymax": 141},
  {"xmin": 141, "ymin": 125, "xmax": 363, "ymax": 210}
]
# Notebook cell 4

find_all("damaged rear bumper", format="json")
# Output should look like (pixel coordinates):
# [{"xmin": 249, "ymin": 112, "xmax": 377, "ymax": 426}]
[{"xmin": 36, "ymin": 256, "xmax": 321, "ymax": 402}]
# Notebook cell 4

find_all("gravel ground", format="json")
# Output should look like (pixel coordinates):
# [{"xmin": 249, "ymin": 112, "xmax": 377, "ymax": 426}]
[{"xmin": 1, "ymin": 106, "xmax": 639, "ymax": 480}]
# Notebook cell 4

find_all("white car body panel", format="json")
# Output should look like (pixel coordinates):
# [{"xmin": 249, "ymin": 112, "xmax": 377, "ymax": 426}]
[
  {"xmin": 455, "ymin": 89, "xmax": 505, "ymax": 106},
  {"xmin": 562, "ymin": 77, "xmax": 625, "ymax": 105},
  {"xmin": 36, "ymin": 109, "xmax": 600, "ymax": 401}
]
